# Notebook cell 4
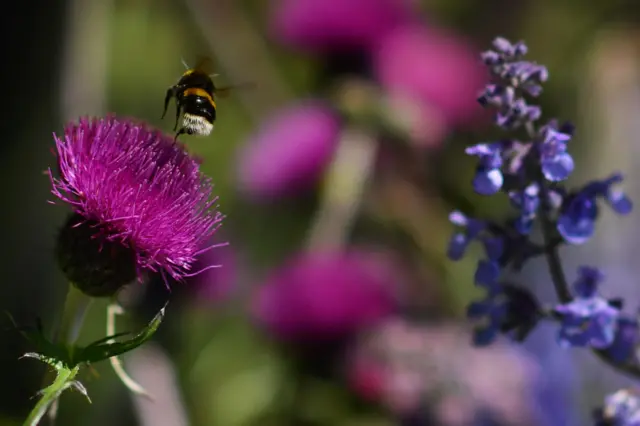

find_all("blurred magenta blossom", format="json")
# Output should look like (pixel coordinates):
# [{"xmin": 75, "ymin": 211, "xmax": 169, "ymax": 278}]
[
  {"xmin": 346, "ymin": 318, "xmax": 541, "ymax": 425},
  {"xmin": 374, "ymin": 24, "xmax": 487, "ymax": 127},
  {"xmin": 252, "ymin": 249, "xmax": 399, "ymax": 341},
  {"xmin": 270, "ymin": 0, "xmax": 415, "ymax": 53},
  {"xmin": 237, "ymin": 100, "xmax": 341, "ymax": 200},
  {"xmin": 189, "ymin": 243, "xmax": 236, "ymax": 302}
]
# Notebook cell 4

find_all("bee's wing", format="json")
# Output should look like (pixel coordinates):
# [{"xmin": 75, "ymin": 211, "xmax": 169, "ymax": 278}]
[
  {"xmin": 192, "ymin": 55, "xmax": 215, "ymax": 74},
  {"xmin": 215, "ymin": 82, "xmax": 256, "ymax": 98}
]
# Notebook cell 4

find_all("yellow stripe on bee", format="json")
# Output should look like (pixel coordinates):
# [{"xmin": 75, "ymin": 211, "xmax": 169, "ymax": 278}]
[{"xmin": 182, "ymin": 88, "xmax": 216, "ymax": 108}]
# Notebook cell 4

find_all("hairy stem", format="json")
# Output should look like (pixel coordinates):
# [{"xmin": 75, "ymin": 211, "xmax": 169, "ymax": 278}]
[
  {"xmin": 40, "ymin": 284, "xmax": 92, "ymax": 424},
  {"xmin": 54, "ymin": 284, "xmax": 92, "ymax": 348},
  {"xmin": 24, "ymin": 366, "xmax": 80, "ymax": 426}
]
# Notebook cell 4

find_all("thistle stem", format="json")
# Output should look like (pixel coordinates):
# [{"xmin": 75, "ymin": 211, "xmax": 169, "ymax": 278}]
[
  {"xmin": 54, "ymin": 284, "xmax": 92, "ymax": 347},
  {"xmin": 306, "ymin": 128, "xmax": 378, "ymax": 251},
  {"xmin": 36, "ymin": 284, "xmax": 92, "ymax": 425},
  {"xmin": 24, "ymin": 366, "xmax": 80, "ymax": 426}
]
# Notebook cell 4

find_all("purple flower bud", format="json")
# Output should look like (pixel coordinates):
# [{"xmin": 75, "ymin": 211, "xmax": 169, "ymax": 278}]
[
  {"xmin": 509, "ymin": 183, "xmax": 540, "ymax": 235},
  {"xmin": 374, "ymin": 24, "xmax": 487, "ymax": 127},
  {"xmin": 495, "ymin": 98, "xmax": 541, "ymax": 129},
  {"xmin": 237, "ymin": 101, "xmax": 341, "ymax": 200},
  {"xmin": 491, "ymin": 37, "xmax": 528, "ymax": 58},
  {"xmin": 252, "ymin": 249, "xmax": 399, "ymax": 341},
  {"xmin": 446, "ymin": 211, "xmax": 486, "ymax": 260},
  {"xmin": 50, "ymin": 116, "xmax": 222, "ymax": 297},
  {"xmin": 270, "ymin": 0, "xmax": 414, "ymax": 53},
  {"xmin": 572, "ymin": 266, "xmax": 605, "ymax": 298}
]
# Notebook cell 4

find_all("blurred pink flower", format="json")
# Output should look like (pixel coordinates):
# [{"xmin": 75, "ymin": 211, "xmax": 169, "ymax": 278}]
[
  {"xmin": 345, "ymin": 318, "xmax": 541, "ymax": 425},
  {"xmin": 373, "ymin": 24, "xmax": 487, "ymax": 128},
  {"xmin": 270, "ymin": 0, "xmax": 415, "ymax": 53},
  {"xmin": 252, "ymin": 249, "xmax": 399, "ymax": 341},
  {"xmin": 190, "ymin": 243, "xmax": 236, "ymax": 302},
  {"xmin": 237, "ymin": 101, "xmax": 341, "ymax": 200}
]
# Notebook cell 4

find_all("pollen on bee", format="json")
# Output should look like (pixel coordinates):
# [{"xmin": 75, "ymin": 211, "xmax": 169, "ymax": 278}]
[{"xmin": 182, "ymin": 113, "xmax": 214, "ymax": 136}]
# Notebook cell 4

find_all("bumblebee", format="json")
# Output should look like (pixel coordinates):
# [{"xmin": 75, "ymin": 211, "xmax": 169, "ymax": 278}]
[
  {"xmin": 162, "ymin": 57, "xmax": 254, "ymax": 141},
  {"xmin": 162, "ymin": 57, "xmax": 218, "ymax": 140}
]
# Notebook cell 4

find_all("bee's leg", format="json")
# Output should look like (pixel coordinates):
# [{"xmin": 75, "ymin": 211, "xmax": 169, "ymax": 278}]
[
  {"xmin": 173, "ymin": 104, "xmax": 181, "ymax": 131},
  {"xmin": 161, "ymin": 88, "xmax": 174, "ymax": 119},
  {"xmin": 174, "ymin": 127, "xmax": 188, "ymax": 143}
]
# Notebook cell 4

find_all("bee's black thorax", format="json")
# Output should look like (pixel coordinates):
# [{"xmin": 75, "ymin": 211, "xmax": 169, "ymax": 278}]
[
  {"xmin": 175, "ymin": 70, "xmax": 215, "ymax": 96},
  {"xmin": 181, "ymin": 95, "xmax": 216, "ymax": 124}
]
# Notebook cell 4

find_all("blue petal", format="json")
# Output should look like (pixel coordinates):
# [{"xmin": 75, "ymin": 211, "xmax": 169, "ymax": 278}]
[
  {"xmin": 473, "ymin": 326, "xmax": 498, "ymax": 346},
  {"xmin": 573, "ymin": 266, "xmax": 604, "ymax": 298},
  {"xmin": 467, "ymin": 300, "xmax": 492, "ymax": 319},
  {"xmin": 589, "ymin": 309, "xmax": 619, "ymax": 349},
  {"xmin": 515, "ymin": 216, "xmax": 534, "ymax": 235},
  {"xmin": 557, "ymin": 328, "xmax": 590, "ymax": 348},
  {"xmin": 607, "ymin": 189, "xmax": 633, "ymax": 215},
  {"xmin": 465, "ymin": 143, "xmax": 493, "ymax": 157},
  {"xmin": 482, "ymin": 236, "xmax": 504, "ymax": 261},
  {"xmin": 474, "ymin": 260, "xmax": 501, "ymax": 287},
  {"xmin": 447, "ymin": 233, "xmax": 469, "ymax": 261},
  {"xmin": 606, "ymin": 316, "xmax": 639, "ymax": 364},
  {"xmin": 541, "ymin": 153, "xmax": 574, "ymax": 182},
  {"xmin": 488, "ymin": 302, "xmax": 508, "ymax": 323},
  {"xmin": 473, "ymin": 168, "xmax": 503, "ymax": 195},
  {"xmin": 557, "ymin": 213, "xmax": 595, "ymax": 245},
  {"xmin": 466, "ymin": 218, "xmax": 487, "ymax": 238},
  {"xmin": 448, "ymin": 210, "xmax": 468, "ymax": 226}
]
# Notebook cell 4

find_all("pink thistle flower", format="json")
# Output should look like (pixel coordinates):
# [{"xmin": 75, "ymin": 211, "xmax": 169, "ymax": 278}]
[
  {"xmin": 252, "ymin": 249, "xmax": 399, "ymax": 341},
  {"xmin": 237, "ymin": 101, "xmax": 341, "ymax": 200},
  {"xmin": 50, "ymin": 116, "xmax": 223, "ymax": 297},
  {"xmin": 374, "ymin": 24, "xmax": 487, "ymax": 128},
  {"xmin": 270, "ymin": 0, "xmax": 415, "ymax": 53}
]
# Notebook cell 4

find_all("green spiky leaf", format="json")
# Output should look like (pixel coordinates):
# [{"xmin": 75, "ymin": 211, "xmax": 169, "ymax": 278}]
[{"xmin": 72, "ymin": 303, "xmax": 167, "ymax": 365}]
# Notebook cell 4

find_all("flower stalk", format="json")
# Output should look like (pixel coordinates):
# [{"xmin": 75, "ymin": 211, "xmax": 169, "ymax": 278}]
[{"xmin": 23, "ymin": 365, "xmax": 82, "ymax": 426}]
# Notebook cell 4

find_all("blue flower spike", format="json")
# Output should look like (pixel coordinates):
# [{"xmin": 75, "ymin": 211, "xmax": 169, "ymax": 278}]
[
  {"xmin": 555, "ymin": 267, "xmax": 620, "ymax": 349},
  {"xmin": 454, "ymin": 36, "xmax": 639, "ymax": 423}
]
